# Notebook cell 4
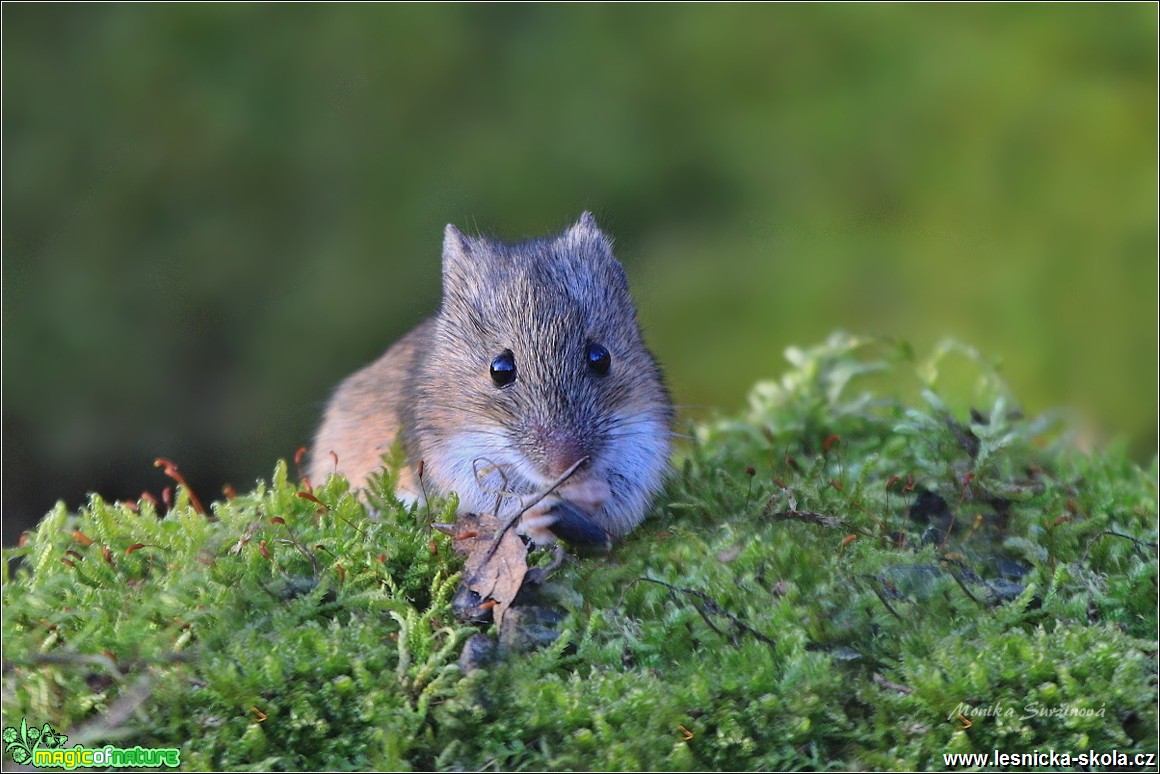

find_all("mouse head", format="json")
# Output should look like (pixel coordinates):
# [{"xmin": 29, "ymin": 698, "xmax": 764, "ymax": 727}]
[{"xmin": 410, "ymin": 213, "xmax": 672, "ymax": 535}]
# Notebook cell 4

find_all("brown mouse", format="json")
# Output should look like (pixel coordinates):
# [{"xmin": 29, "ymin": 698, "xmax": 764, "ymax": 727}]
[{"xmin": 308, "ymin": 213, "xmax": 672, "ymax": 545}]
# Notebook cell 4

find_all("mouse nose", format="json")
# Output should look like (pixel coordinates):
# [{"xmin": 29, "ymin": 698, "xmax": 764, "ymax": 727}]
[
  {"xmin": 547, "ymin": 442, "xmax": 588, "ymax": 478},
  {"xmin": 533, "ymin": 425, "xmax": 589, "ymax": 478}
]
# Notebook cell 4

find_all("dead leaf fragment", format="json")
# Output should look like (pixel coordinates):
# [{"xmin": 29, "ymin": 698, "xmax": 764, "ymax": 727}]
[{"xmin": 451, "ymin": 511, "xmax": 528, "ymax": 628}]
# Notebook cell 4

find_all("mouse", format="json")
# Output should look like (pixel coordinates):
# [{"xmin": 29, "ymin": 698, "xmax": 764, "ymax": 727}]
[{"xmin": 307, "ymin": 213, "xmax": 673, "ymax": 546}]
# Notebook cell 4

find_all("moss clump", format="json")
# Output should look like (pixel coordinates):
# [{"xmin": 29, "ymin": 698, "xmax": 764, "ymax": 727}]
[
  {"xmin": 4, "ymin": 333, "xmax": 1156, "ymax": 770},
  {"xmin": 3, "ymin": 464, "xmax": 471, "ymax": 770}
]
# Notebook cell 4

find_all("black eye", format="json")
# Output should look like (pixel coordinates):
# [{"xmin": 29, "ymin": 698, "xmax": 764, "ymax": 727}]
[
  {"xmin": 490, "ymin": 349, "xmax": 517, "ymax": 387},
  {"xmin": 586, "ymin": 343, "xmax": 611, "ymax": 376}
]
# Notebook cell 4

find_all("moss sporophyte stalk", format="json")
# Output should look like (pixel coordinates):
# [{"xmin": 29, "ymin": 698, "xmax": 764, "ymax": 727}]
[{"xmin": 2, "ymin": 334, "xmax": 1155, "ymax": 770}]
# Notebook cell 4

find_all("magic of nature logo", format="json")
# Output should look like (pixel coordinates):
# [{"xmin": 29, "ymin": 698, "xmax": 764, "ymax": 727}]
[{"xmin": 3, "ymin": 718, "xmax": 180, "ymax": 769}]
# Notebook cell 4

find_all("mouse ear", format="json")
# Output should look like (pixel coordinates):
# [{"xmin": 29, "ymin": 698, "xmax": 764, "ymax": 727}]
[
  {"xmin": 576, "ymin": 210, "xmax": 599, "ymax": 229},
  {"xmin": 568, "ymin": 211, "xmax": 601, "ymax": 236},
  {"xmin": 441, "ymin": 224, "xmax": 475, "ymax": 290},
  {"xmin": 443, "ymin": 223, "xmax": 471, "ymax": 256},
  {"xmin": 564, "ymin": 211, "xmax": 613, "ymax": 254}
]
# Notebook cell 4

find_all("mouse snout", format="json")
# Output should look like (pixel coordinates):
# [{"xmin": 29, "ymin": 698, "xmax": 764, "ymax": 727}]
[
  {"xmin": 531, "ymin": 424, "xmax": 589, "ymax": 479},
  {"xmin": 546, "ymin": 438, "xmax": 588, "ymax": 479}
]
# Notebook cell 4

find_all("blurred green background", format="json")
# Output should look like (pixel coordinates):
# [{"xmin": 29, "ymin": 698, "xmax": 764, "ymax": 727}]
[{"xmin": 3, "ymin": 5, "xmax": 1156, "ymax": 545}]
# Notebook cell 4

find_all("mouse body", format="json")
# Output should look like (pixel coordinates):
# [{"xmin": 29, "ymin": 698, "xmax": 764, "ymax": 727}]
[{"xmin": 308, "ymin": 213, "xmax": 672, "ymax": 543}]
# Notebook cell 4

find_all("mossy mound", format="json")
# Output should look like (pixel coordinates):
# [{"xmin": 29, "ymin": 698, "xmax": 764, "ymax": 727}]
[{"xmin": 4, "ymin": 334, "xmax": 1156, "ymax": 770}]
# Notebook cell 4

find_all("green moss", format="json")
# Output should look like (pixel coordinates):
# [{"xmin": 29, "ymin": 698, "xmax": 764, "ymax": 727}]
[{"xmin": 4, "ymin": 334, "xmax": 1156, "ymax": 770}]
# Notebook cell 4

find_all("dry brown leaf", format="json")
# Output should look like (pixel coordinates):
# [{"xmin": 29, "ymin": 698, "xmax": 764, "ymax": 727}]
[
  {"xmin": 451, "ymin": 511, "xmax": 529, "ymax": 628},
  {"xmin": 449, "ymin": 458, "xmax": 592, "ymax": 628}
]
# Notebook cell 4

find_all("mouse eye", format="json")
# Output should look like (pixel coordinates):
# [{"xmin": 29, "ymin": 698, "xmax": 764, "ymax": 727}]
[
  {"xmin": 585, "ymin": 343, "xmax": 611, "ymax": 376},
  {"xmin": 490, "ymin": 349, "xmax": 517, "ymax": 387}
]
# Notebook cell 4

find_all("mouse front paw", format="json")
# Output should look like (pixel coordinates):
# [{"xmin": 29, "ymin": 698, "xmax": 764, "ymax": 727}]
[
  {"xmin": 546, "ymin": 501, "xmax": 612, "ymax": 548},
  {"xmin": 519, "ymin": 499, "xmax": 611, "ymax": 549}
]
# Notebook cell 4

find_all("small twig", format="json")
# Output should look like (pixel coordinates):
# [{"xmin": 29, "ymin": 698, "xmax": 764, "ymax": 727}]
[
  {"xmin": 768, "ymin": 508, "xmax": 844, "ymax": 529},
  {"xmin": 872, "ymin": 672, "xmax": 913, "ymax": 695},
  {"xmin": 1082, "ymin": 530, "xmax": 1159, "ymax": 563},
  {"xmin": 525, "ymin": 545, "xmax": 569, "ymax": 586},
  {"xmin": 943, "ymin": 566, "xmax": 985, "ymax": 607},
  {"xmin": 268, "ymin": 516, "xmax": 320, "ymax": 575},
  {"xmin": 472, "ymin": 457, "xmax": 514, "ymax": 517},
  {"xmin": 3, "ymin": 651, "xmax": 122, "ymax": 677},
  {"xmin": 629, "ymin": 577, "xmax": 777, "ymax": 649},
  {"xmin": 482, "ymin": 456, "xmax": 589, "ymax": 564},
  {"xmin": 3, "ymin": 651, "xmax": 194, "ymax": 674},
  {"xmin": 865, "ymin": 578, "xmax": 904, "ymax": 621},
  {"xmin": 66, "ymin": 674, "xmax": 156, "ymax": 747}
]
